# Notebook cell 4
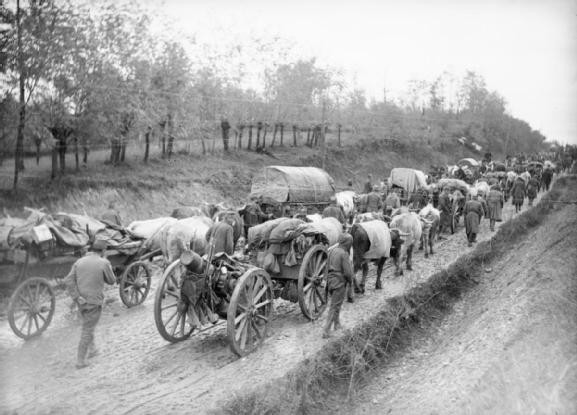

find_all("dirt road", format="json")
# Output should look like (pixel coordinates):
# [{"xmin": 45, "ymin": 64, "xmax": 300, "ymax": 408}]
[
  {"xmin": 0, "ymin": 191, "xmax": 547, "ymax": 414},
  {"xmin": 344, "ymin": 183, "xmax": 577, "ymax": 415}
]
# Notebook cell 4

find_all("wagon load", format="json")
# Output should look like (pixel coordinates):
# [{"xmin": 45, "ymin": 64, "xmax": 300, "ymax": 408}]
[
  {"xmin": 389, "ymin": 168, "xmax": 428, "ymax": 194},
  {"xmin": 457, "ymin": 158, "xmax": 480, "ymax": 168},
  {"xmin": 358, "ymin": 220, "xmax": 392, "ymax": 259},
  {"xmin": 437, "ymin": 178, "xmax": 470, "ymax": 194},
  {"xmin": 247, "ymin": 217, "xmax": 290, "ymax": 249},
  {"xmin": 299, "ymin": 217, "xmax": 343, "ymax": 246},
  {"xmin": 160, "ymin": 216, "xmax": 213, "ymax": 262},
  {"xmin": 250, "ymin": 166, "xmax": 336, "ymax": 215}
]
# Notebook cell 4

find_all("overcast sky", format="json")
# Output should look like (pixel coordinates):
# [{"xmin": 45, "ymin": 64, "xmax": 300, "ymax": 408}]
[{"xmin": 161, "ymin": 0, "xmax": 577, "ymax": 145}]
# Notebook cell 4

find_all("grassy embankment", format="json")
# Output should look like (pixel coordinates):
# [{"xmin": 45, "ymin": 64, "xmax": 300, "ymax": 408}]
[
  {"xmin": 1, "ymin": 138, "xmax": 477, "ymax": 222},
  {"xmin": 215, "ymin": 175, "xmax": 576, "ymax": 415}
]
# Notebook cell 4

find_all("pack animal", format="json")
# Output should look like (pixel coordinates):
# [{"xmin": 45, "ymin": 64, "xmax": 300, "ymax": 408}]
[
  {"xmin": 389, "ymin": 212, "xmax": 423, "ymax": 272},
  {"xmin": 349, "ymin": 220, "xmax": 404, "ymax": 293},
  {"xmin": 418, "ymin": 204, "xmax": 440, "ymax": 257}
]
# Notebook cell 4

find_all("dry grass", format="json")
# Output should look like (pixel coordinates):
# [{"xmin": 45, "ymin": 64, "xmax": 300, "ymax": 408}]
[{"xmin": 215, "ymin": 176, "xmax": 575, "ymax": 415}]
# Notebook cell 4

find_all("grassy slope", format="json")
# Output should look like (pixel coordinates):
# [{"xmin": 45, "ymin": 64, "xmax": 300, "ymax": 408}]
[{"xmin": 0, "ymin": 139, "xmax": 478, "ymax": 222}]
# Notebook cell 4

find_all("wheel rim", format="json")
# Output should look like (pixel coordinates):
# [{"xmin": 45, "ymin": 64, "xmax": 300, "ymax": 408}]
[
  {"xmin": 154, "ymin": 260, "xmax": 194, "ymax": 342},
  {"xmin": 298, "ymin": 246, "xmax": 328, "ymax": 320},
  {"xmin": 228, "ymin": 269, "xmax": 272, "ymax": 356},
  {"xmin": 120, "ymin": 262, "xmax": 151, "ymax": 307},
  {"xmin": 9, "ymin": 278, "xmax": 55, "ymax": 340}
]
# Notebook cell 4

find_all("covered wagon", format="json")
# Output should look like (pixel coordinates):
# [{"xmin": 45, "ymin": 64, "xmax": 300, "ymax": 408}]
[
  {"xmin": 249, "ymin": 166, "xmax": 336, "ymax": 218},
  {"xmin": 388, "ymin": 168, "xmax": 428, "ymax": 204}
]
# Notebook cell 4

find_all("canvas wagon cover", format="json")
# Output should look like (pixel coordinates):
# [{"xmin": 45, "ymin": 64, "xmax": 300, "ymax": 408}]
[
  {"xmin": 389, "ymin": 168, "xmax": 427, "ymax": 193},
  {"xmin": 250, "ymin": 166, "xmax": 336, "ymax": 204},
  {"xmin": 457, "ymin": 158, "xmax": 480, "ymax": 168}
]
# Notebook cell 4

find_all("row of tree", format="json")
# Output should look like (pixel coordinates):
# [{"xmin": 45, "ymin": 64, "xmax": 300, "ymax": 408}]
[{"xmin": 0, "ymin": 0, "xmax": 551, "ymax": 189}]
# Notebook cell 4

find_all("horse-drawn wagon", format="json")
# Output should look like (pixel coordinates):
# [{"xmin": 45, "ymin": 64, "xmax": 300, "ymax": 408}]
[
  {"xmin": 249, "ymin": 166, "xmax": 336, "ymax": 218},
  {"xmin": 153, "ymin": 215, "xmax": 342, "ymax": 356},
  {"xmin": 388, "ymin": 167, "xmax": 428, "ymax": 206},
  {"xmin": 1, "ymin": 209, "xmax": 160, "ymax": 340}
]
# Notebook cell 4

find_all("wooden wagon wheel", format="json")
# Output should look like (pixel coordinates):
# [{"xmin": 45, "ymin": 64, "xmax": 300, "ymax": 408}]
[
  {"xmin": 119, "ymin": 261, "xmax": 151, "ymax": 308},
  {"xmin": 297, "ymin": 244, "xmax": 328, "ymax": 321},
  {"xmin": 8, "ymin": 277, "xmax": 56, "ymax": 340},
  {"xmin": 227, "ymin": 268, "xmax": 273, "ymax": 357},
  {"xmin": 154, "ymin": 260, "xmax": 194, "ymax": 343}
]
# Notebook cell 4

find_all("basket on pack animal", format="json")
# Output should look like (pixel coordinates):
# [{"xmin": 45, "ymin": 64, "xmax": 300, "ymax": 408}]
[
  {"xmin": 0, "ymin": 209, "xmax": 162, "ymax": 340},
  {"xmin": 153, "ymin": 216, "xmax": 343, "ymax": 356}
]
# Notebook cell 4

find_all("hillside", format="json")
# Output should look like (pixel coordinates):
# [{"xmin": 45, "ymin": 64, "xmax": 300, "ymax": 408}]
[{"xmin": 0, "ymin": 139, "xmax": 478, "ymax": 221}]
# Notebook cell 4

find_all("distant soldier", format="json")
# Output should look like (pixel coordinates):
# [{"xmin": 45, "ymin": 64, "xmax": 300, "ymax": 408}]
[
  {"xmin": 365, "ymin": 190, "xmax": 382, "ymax": 213},
  {"xmin": 486, "ymin": 185, "xmax": 504, "ymax": 231},
  {"xmin": 322, "ymin": 196, "xmax": 346, "ymax": 225},
  {"xmin": 437, "ymin": 187, "xmax": 452, "ymax": 235},
  {"xmin": 239, "ymin": 196, "xmax": 269, "ymax": 239},
  {"xmin": 541, "ymin": 167, "xmax": 553, "ymax": 191},
  {"xmin": 526, "ymin": 176, "xmax": 539, "ymax": 206},
  {"xmin": 363, "ymin": 174, "xmax": 373, "ymax": 194},
  {"xmin": 463, "ymin": 191, "xmax": 485, "ymax": 247},
  {"xmin": 383, "ymin": 188, "xmax": 401, "ymax": 217},
  {"xmin": 323, "ymin": 233, "xmax": 354, "ymax": 339},
  {"xmin": 101, "ymin": 201, "xmax": 122, "ymax": 227},
  {"xmin": 205, "ymin": 217, "xmax": 235, "ymax": 255},
  {"xmin": 510, "ymin": 177, "xmax": 526, "ymax": 213},
  {"xmin": 65, "ymin": 239, "xmax": 116, "ymax": 369}
]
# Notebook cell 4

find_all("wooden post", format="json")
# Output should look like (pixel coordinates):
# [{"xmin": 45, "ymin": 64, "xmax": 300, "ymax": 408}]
[
  {"xmin": 237, "ymin": 124, "xmax": 244, "ymax": 149},
  {"xmin": 293, "ymin": 125, "xmax": 297, "ymax": 146},
  {"xmin": 280, "ymin": 123, "xmax": 284, "ymax": 146},
  {"xmin": 306, "ymin": 127, "xmax": 311, "ymax": 147},
  {"xmin": 337, "ymin": 123, "xmax": 342, "ymax": 147}
]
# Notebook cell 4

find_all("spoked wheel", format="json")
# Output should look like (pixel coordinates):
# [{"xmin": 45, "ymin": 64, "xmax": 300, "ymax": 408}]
[
  {"xmin": 227, "ymin": 268, "xmax": 273, "ymax": 357},
  {"xmin": 154, "ymin": 260, "xmax": 193, "ymax": 343},
  {"xmin": 119, "ymin": 261, "xmax": 151, "ymax": 308},
  {"xmin": 8, "ymin": 277, "xmax": 56, "ymax": 340},
  {"xmin": 298, "ymin": 244, "xmax": 329, "ymax": 321}
]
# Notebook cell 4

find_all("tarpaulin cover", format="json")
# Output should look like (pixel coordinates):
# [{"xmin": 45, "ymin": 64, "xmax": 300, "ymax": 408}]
[
  {"xmin": 389, "ymin": 168, "xmax": 428, "ymax": 193},
  {"xmin": 250, "ymin": 166, "xmax": 336, "ymax": 204},
  {"xmin": 457, "ymin": 158, "xmax": 480, "ymax": 168}
]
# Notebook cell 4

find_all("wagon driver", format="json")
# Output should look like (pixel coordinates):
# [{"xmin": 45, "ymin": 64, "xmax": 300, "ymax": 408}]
[
  {"xmin": 65, "ymin": 239, "xmax": 116, "ymax": 369},
  {"xmin": 323, "ymin": 233, "xmax": 354, "ymax": 339}
]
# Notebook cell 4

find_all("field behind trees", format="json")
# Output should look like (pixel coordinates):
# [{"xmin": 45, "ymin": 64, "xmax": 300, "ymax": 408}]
[{"xmin": 0, "ymin": 0, "xmax": 552, "ymax": 192}]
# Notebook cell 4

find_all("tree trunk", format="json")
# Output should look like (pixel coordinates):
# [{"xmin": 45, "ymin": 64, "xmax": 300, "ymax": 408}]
[
  {"xmin": 237, "ymin": 125, "xmax": 243, "ymax": 149},
  {"xmin": 200, "ymin": 135, "xmax": 206, "ymax": 155},
  {"xmin": 293, "ymin": 125, "xmax": 297, "ymax": 146},
  {"xmin": 167, "ymin": 135, "xmax": 174, "ymax": 159},
  {"xmin": 337, "ymin": 124, "xmax": 342, "ymax": 147},
  {"xmin": 13, "ymin": 0, "xmax": 25, "ymax": 190},
  {"xmin": 120, "ymin": 136, "xmax": 126, "ymax": 162},
  {"xmin": 256, "ymin": 122, "xmax": 262, "ymax": 148},
  {"xmin": 59, "ymin": 138, "xmax": 66, "ymax": 172},
  {"xmin": 262, "ymin": 124, "xmax": 267, "ymax": 148},
  {"xmin": 247, "ymin": 124, "xmax": 253, "ymax": 150},
  {"xmin": 306, "ymin": 128, "xmax": 311, "ymax": 147},
  {"xmin": 271, "ymin": 123, "xmax": 278, "ymax": 147},
  {"xmin": 280, "ymin": 123, "xmax": 284, "ymax": 146},
  {"xmin": 83, "ymin": 141, "xmax": 88, "ymax": 165},
  {"xmin": 51, "ymin": 146, "xmax": 58, "ymax": 180},
  {"xmin": 144, "ymin": 129, "xmax": 150, "ymax": 162},
  {"xmin": 74, "ymin": 137, "xmax": 79, "ymax": 170},
  {"xmin": 35, "ymin": 138, "xmax": 41, "ymax": 165}
]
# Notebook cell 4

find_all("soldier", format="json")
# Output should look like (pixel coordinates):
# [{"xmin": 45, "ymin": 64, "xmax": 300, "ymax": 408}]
[
  {"xmin": 323, "ymin": 233, "xmax": 354, "ymax": 339},
  {"xmin": 65, "ymin": 239, "xmax": 116, "ymax": 369},
  {"xmin": 363, "ymin": 174, "xmax": 373, "ymax": 193},
  {"xmin": 437, "ymin": 187, "xmax": 452, "ymax": 236},
  {"xmin": 205, "ymin": 217, "xmax": 235, "ymax": 255},
  {"xmin": 322, "ymin": 196, "xmax": 346, "ymax": 225}
]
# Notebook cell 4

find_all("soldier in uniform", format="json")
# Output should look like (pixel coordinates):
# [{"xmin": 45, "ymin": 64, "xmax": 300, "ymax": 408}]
[
  {"xmin": 322, "ymin": 233, "xmax": 354, "ymax": 338},
  {"xmin": 65, "ymin": 239, "xmax": 116, "ymax": 369}
]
